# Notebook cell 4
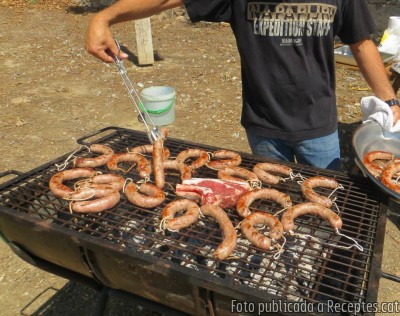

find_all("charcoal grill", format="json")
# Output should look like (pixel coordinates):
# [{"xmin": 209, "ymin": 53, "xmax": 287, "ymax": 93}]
[{"xmin": 0, "ymin": 127, "xmax": 389, "ymax": 315}]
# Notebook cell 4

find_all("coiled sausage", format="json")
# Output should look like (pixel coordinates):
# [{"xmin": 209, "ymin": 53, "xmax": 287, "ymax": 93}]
[
  {"xmin": 301, "ymin": 176, "xmax": 339, "ymax": 208},
  {"xmin": 125, "ymin": 182, "xmax": 166, "ymax": 208},
  {"xmin": 161, "ymin": 199, "xmax": 200, "ymax": 231},
  {"xmin": 241, "ymin": 212, "xmax": 283, "ymax": 250},
  {"xmin": 381, "ymin": 161, "xmax": 400, "ymax": 194},
  {"xmin": 176, "ymin": 148, "xmax": 209, "ymax": 170},
  {"xmin": 107, "ymin": 153, "xmax": 151, "ymax": 178},
  {"xmin": 207, "ymin": 150, "xmax": 241, "ymax": 170},
  {"xmin": 217, "ymin": 166, "xmax": 259, "ymax": 183},
  {"xmin": 281, "ymin": 202, "xmax": 343, "ymax": 232},
  {"xmin": 253, "ymin": 162, "xmax": 292, "ymax": 185},
  {"xmin": 362, "ymin": 151, "xmax": 394, "ymax": 178},
  {"xmin": 236, "ymin": 188, "xmax": 292, "ymax": 217},
  {"xmin": 74, "ymin": 144, "xmax": 114, "ymax": 168}
]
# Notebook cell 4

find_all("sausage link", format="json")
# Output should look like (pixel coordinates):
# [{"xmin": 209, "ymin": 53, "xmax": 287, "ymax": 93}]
[
  {"xmin": 281, "ymin": 202, "xmax": 343, "ymax": 232},
  {"xmin": 207, "ymin": 150, "xmax": 242, "ymax": 170},
  {"xmin": 381, "ymin": 161, "xmax": 400, "ymax": 194},
  {"xmin": 200, "ymin": 204, "xmax": 237, "ymax": 260},
  {"xmin": 241, "ymin": 212, "xmax": 283, "ymax": 250},
  {"xmin": 236, "ymin": 188, "xmax": 292, "ymax": 217},
  {"xmin": 128, "ymin": 144, "xmax": 171, "ymax": 160},
  {"xmin": 161, "ymin": 199, "xmax": 200, "ymax": 231},
  {"xmin": 217, "ymin": 166, "xmax": 259, "ymax": 183},
  {"xmin": 71, "ymin": 191, "xmax": 121, "ymax": 213},
  {"xmin": 125, "ymin": 182, "xmax": 166, "ymax": 208},
  {"xmin": 163, "ymin": 160, "xmax": 192, "ymax": 182},
  {"xmin": 74, "ymin": 144, "xmax": 114, "ymax": 168},
  {"xmin": 301, "ymin": 176, "xmax": 339, "ymax": 208},
  {"xmin": 153, "ymin": 139, "xmax": 166, "ymax": 189},
  {"xmin": 176, "ymin": 148, "xmax": 209, "ymax": 170},
  {"xmin": 253, "ymin": 162, "xmax": 292, "ymax": 185},
  {"xmin": 91, "ymin": 173, "xmax": 125, "ymax": 191},
  {"xmin": 68, "ymin": 183, "xmax": 117, "ymax": 200},
  {"xmin": 49, "ymin": 167, "xmax": 96, "ymax": 199},
  {"xmin": 362, "ymin": 151, "xmax": 394, "ymax": 178},
  {"xmin": 107, "ymin": 153, "xmax": 151, "ymax": 178}
]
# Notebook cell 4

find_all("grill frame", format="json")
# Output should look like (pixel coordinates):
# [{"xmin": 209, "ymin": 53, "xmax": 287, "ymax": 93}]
[{"xmin": 0, "ymin": 126, "xmax": 388, "ymax": 315}]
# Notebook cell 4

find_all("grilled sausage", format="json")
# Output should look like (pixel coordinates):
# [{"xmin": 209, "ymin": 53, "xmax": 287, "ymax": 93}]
[
  {"xmin": 236, "ymin": 188, "xmax": 292, "ymax": 217},
  {"xmin": 217, "ymin": 166, "xmax": 259, "ymax": 183},
  {"xmin": 176, "ymin": 148, "xmax": 209, "ymax": 170},
  {"xmin": 241, "ymin": 212, "xmax": 283, "ymax": 250},
  {"xmin": 124, "ymin": 182, "xmax": 166, "ymax": 208},
  {"xmin": 49, "ymin": 167, "xmax": 96, "ymax": 199},
  {"xmin": 71, "ymin": 191, "xmax": 121, "ymax": 213},
  {"xmin": 128, "ymin": 144, "xmax": 171, "ymax": 160},
  {"xmin": 281, "ymin": 202, "xmax": 343, "ymax": 232},
  {"xmin": 107, "ymin": 153, "xmax": 151, "ymax": 178},
  {"xmin": 207, "ymin": 150, "xmax": 241, "ymax": 170},
  {"xmin": 161, "ymin": 199, "xmax": 200, "ymax": 231},
  {"xmin": 91, "ymin": 173, "xmax": 125, "ymax": 191},
  {"xmin": 74, "ymin": 144, "xmax": 114, "ymax": 168},
  {"xmin": 200, "ymin": 204, "xmax": 237, "ymax": 260},
  {"xmin": 67, "ymin": 183, "xmax": 117, "ymax": 201},
  {"xmin": 301, "ymin": 176, "xmax": 339, "ymax": 208},
  {"xmin": 253, "ymin": 162, "xmax": 292, "ymax": 185},
  {"xmin": 381, "ymin": 161, "xmax": 400, "ymax": 194},
  {"xmin": 153, "ymin": 139, "xmax": 166, "ymax": 189},
  {"xmin": 163, "ymin": 160, "xmax": 192, "ymax": 182},
  {"xmin": 362, "ymin": 150, "xmax": 394, "ymax": 178}
]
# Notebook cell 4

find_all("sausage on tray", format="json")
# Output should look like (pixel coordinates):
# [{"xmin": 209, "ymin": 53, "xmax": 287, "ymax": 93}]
[
  {"xmin": 49, "ymin": 167, "xmax": 97, "ymax": 199},
  {"xmin": 301, "ymin": 176, "xmax": 339, "ymax": 208},
  {"xmin": 207, "ymin": 150, "xmax": 242, "ymax": 170},
  {"xmin": 236, "ymin": 188, "xmax": 292, "ymax": 217},
  {"xmin": 176, "ymin": 148, "xmax": 209, "ymax": 170},
  {"xmin": 381, "ymin": 161, "xmax": 400, "ymax": 194},
  {"xmin": 241, "ymin": 211, "xmax": 283, "ymax": 250},
  {"xmin": 200, "ymin": 204, "xmax": 237, "ymax": 260},
  {"xmin": 161, "ymin": 199, "xmax": 200, "ymax": 231},
  {"xmin": 125, "ymin": 182, "xmax": 166, "ymax": 208},
  {"xmin": 253, "ymin": 162, "xmax": 292, "ymax": 185},
  {"xmin": 281, "ymin": 202, "xmax": 343, "ymax": 232},
  {"xmin": 362, "ymin": 150, "xmax": 394, "ymax": 178},
  {"xmin": 74, "ymin": 144, "xmax": 114, "ymax": 168}
]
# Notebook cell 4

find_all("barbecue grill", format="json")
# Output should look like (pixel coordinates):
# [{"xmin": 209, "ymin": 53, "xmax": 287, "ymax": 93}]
[{"xmin": 0, "ymin": 127, "xmax": 389, "ymax": 315}]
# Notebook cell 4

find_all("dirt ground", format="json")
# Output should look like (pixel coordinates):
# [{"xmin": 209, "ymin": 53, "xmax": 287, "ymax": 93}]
[{"xmin": 0, "ymin": 2, "xmax": 399, "ymax": 315}]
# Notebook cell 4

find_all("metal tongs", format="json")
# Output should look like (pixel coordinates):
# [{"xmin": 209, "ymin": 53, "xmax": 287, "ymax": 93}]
[{"xmin": 113, "ymin": 39, "xmax": 165, "ymax": 144}]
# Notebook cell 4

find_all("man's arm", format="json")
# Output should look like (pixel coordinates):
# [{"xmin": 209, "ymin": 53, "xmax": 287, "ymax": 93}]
[
  {"xmin": 350, "ymin": 39, "xmax": 400, "ymax": 125},
  {"xmin": 85, "ymin": 0, "xmax": 184, "ymax": 63}
]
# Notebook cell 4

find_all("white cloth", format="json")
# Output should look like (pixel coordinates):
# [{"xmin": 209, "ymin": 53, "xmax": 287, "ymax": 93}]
[{"xmin": 360, "ymin": 96, "xmax": 400, "ymax": 133}]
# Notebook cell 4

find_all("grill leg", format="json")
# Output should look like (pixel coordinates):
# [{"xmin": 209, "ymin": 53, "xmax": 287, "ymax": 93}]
[{"xmin": 94, "ymin": 287, "xmax": 110, "ymax": 316}]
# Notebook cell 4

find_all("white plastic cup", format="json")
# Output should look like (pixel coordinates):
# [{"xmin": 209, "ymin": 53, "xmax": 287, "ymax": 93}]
[
  {"xmin": 140, "ymin": 86, "xmax": 176, "ymax": 126},
  {"xmin": 388, "ymin": 16, "xmax": 400, "ymax": 30}
]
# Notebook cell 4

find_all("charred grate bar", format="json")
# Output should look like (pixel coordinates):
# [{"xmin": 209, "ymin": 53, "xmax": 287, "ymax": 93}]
[{"xmin": 0, "ymin": 127, "xmax": 386, "ymax": 315}]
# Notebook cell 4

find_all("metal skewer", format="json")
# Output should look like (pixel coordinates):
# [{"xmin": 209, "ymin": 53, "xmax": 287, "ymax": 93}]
[{"xmin": 113, "ymin": 39, "xmax": 165, "ymax": 144}]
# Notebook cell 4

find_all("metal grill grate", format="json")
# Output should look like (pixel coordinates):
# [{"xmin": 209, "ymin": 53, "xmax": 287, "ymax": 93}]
[{"xmin": 0, "ymin": 127, "xmax": 386, "ymax": 311}]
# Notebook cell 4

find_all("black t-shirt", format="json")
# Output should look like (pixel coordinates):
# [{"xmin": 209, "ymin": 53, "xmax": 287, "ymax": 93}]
[{"xmin": 183, "ymin": 0, "xmax": 376, "ymax": 141}]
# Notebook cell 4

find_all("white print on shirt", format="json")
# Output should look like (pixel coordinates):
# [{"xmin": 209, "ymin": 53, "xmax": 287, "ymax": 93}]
[{"xmin": 248, "ymin": 2, "xmax": 337, "ymax": 46}]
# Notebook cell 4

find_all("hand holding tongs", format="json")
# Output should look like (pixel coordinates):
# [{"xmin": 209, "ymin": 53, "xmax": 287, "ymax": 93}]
[{"xmin": 112, "ymin": 39, "xmax": 165, "ymax": 144}]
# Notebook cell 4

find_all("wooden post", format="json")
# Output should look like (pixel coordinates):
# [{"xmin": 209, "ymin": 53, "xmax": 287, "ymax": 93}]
[{"xmin": 135, "ymin": 18, "xmax": 154, "ymax": 65}]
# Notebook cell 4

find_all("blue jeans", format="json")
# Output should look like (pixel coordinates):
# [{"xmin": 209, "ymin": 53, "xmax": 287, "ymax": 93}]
[{"xmin": 246, "ymin": 130, "xmax": 341, "ymax": 171}]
